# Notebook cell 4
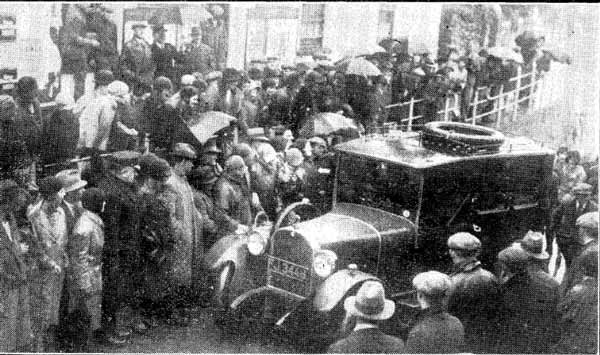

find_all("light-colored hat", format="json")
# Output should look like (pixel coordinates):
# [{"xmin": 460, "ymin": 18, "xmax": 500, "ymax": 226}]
[
  {"xmin": 181, "ymin": 74, "xmax": 196, "ymax": 86},
  {"xmin": 171, "ymin": 142, "xmax": 198, "ymax": 160},
  {"xmin": 412, "ymin": 271, "xmax": 452, "ymax": 298},
  {"xmin": 285, "ymin": 148, "xmax": 304, "ymax": 168},
  {"xmin": 55, "ymin": 169, "xmax": 87, "ymax": 193},
  {"xmin": 516, "ymin": 230, "xmax": 549, "ymax": 260},
  {"xmin": 447, "ymin": 232, "xmax": 481, "ymax": 251},
  {"xmin": 205, "ymin": 71, "xmax": 223, "ymax": 82},
  {"xmin": 309, "ymin": 137, "xmax": 327, "ymax": 148},
  {"xmin": 576, "ymin": 212, "xmax": 599, "ymax": 231},
  {"xmin": 108, "ymin": 80, "xmax": 129, "ymax": 97},
  {"xmin": 573, "ymin": 182, "xmax": 593, "ymax": 195},
  {"xmin": 344, "ymin": 281, "xmax": 395, "ymax": 321},
  {"xmin": 225, "ymin": 155, "xmax": 246, "ymax": 171}
]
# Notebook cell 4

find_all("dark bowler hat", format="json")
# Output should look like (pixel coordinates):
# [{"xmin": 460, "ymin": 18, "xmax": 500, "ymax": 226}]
[
  {"xmin": 189, "ymin": 165, "xmax": 219, "ymax": 185},
  {"xmin": 153, "ymin": 24, "xmax": 167, "ymax": 34},
  {"xmin": 138, "ymin": 153, "xmax": 171, "ymax": 181},
  {"xmin": 95, "ymin": 70, "xmax": 114, "ymax": 86},
  {"xmin": 131, "ymin": 22, "xmax": 147, "ymax": 30},
  {"xmin": 516, "ymin": 231, "xmax": 549, "ymax": 260},
  {"xmin": 202, "ymin": 142, "xmax": 222, "ymax": 155}
]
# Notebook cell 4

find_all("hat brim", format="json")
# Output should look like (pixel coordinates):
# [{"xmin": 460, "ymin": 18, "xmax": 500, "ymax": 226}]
[
  {"xmin": 343, "ymin": 296, "xmax": 395, "ymax": 321},
  {"xmin": 63, "ymin": 180, "xmax": 88, "ymax": 193}
]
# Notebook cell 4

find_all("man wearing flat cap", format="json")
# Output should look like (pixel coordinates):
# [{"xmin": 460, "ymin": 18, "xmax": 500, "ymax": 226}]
[
  {"xmin": 95, "ymin": 150, "xmax": 144, "ymax": 342},
  {"xmin": 328, "ymin": 280, "xmax": 404, "ymax": 353},
  {"xmin": 405, "ymin": 271, "xmax": 465, "ymax": 354},
  {"xmin": 120, "ymin": 22, "xmax": 155, "ymax": 96},
  {"xmin": 446, "ymin": 232, "xmax": 500, "ymax": 353},
  {"xmin": 551, "ymin": 182, "xmax": 597, "ymax": 266},
  {"xmin": 561, "ymin": 211, "xmax": 598, "ymax": 294},
  {"xmin": 151, "ymin": 24, "xmax": 181, "ymax": 85},
  {"xmin": 166, "ymin": 143, "xmax": 205, "ymax": 298}
]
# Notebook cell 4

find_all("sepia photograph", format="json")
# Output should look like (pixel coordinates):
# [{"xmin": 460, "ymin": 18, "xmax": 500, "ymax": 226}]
[{"xmin": 0, "ymin": 2, "xmax": 597, "ymax": 353}]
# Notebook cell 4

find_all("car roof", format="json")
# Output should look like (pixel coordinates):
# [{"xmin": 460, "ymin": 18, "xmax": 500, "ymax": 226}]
[{"xmin": 334, "ymin": 133, "xmax": 554, "ymax": 170}]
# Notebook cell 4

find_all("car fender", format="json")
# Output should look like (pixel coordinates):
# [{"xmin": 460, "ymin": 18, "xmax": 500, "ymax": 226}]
[
  {"xmin": 312, "ymin": 269, "xmax": 380, "ymax": 313},
  {"xmin": 204, "ymin": 233, "xmax": 248, "ymax": 271}
]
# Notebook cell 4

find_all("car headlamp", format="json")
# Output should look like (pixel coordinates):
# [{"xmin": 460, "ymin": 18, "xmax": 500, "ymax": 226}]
[
  {"xmin": 313, "ymin": 250, "xmax": 337, "ymax": 278},
  {"xmin": 246, "ymin": 231, "xmax": 268, "ymax": 256}
]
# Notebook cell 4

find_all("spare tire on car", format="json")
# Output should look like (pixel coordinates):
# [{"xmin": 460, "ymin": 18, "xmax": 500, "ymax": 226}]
[{"xmin": 422, "ymin": 121, "xmax": 505, "ymax": 155}]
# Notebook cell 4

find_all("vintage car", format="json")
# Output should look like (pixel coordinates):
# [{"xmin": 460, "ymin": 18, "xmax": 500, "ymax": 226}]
[{"xmin": 204, "ymin": 122, "xmax": 555, "ymax": 348}]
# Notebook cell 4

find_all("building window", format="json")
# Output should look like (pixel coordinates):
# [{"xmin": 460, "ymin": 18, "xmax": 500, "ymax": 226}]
[
  {"xmin": 298, "ymin": 3, "xmax": 325, "ymax": 56},
  {"xmin": 377, "ymin": 6, "xmax": 395, "ymax": 42}
]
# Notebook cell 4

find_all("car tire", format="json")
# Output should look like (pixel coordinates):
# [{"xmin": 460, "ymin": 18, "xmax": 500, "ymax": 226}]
[{"xmin": 423, "ymin": 121, "xmax": 505, "ymax": 146}]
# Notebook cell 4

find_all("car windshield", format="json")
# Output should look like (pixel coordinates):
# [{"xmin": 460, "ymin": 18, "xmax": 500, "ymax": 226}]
[{"xmin": 335, "ymin": 153, "xmax": 422, "ymax": 221}]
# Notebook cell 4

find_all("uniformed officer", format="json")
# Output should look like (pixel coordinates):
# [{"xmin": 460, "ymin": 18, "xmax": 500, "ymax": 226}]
[
  {"xmin": 305, "ymin": 137, "xmax": 335, "ymax": 211},
  {"xmin": 120, "ymin": 23, "xmax": 155, "ymax": 96}
]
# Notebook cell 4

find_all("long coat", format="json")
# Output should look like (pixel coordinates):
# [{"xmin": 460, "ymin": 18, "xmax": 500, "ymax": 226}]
[
  {"xmin": 165, "ymin": 173, "xmax": 204, "ymax": 290},
  {"xmin": 40, "ymin": 107, "xmax": 79, "ymax": 166},
  {"xmin": 86, "ymin": 9, "xmax": 119, "ymax": 73},
  {"xmin": 152, "ymin": 42, "xmax": 181, "ymax": 84},
  {"xmin": 328, "ymin": 327, "xmax": 406, "ymax": 354},
  {"xmin": 497, "ymin": 269, "xmax": 560, "ymax": 354},
  {"xmin": 0, "ymin": 214, "xmax": 33, "ymax": 352},
  {"xmin": 192, "ymin": 189, "xmax": 237, "ymax": 248},
  {"xmin": 447, "ymin": 260, "xmax": 501, "ymax": 353},
  {"xmin": 58, "ymin": 4, "xmax": 89, "ymax": 74},
  {"xmin": 181, "ymin": 41, "xmax": 216, "ymax": 75},
  {"xmin": 120, "ymin": 37, "xmax": 155, "ymax": 95},
  {"xmin": 405, "ymin": 307, "xmax": 465, "ymax": 354},
  {"xmin": 27, "ymin": 202, "xmax": 69, "ymax": 336},
  {"xmin": 67, "ymin": 210, "xmax": 104, "ymax": 331},
  {"xmin": 96, "ymin": 174, "xmax": 141, "ymax": 310}
]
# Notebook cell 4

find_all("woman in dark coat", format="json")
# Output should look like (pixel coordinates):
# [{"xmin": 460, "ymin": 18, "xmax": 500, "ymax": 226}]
[{"xmin": 40, "ymin": 92, "xmax": 79, "ymax": 167}]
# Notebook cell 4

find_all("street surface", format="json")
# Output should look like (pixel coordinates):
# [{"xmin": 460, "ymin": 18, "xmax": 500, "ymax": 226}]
[{"xmin": 92, "ymin": 307, "xmax": 298, "ymax": 353}]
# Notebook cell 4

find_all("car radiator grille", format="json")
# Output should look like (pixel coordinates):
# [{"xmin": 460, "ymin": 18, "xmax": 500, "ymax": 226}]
[{"xmin": 268, "ymin": 230, "xmax": 313, "ymax": 298}]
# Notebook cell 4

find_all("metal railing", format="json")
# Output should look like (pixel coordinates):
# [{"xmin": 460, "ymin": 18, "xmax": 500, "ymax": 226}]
[{"xmin": 384, "ymin": 61, "xmax": 545, "ymax": 131}]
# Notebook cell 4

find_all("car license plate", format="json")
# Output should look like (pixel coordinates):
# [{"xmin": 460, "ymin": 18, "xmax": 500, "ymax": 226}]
[{"xmin": 268, "ymin": 256, "xmax": 308, "ymax": 282}]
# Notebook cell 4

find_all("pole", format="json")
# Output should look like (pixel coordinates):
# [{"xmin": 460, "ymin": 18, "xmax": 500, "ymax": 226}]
[
  {"xmin": 530, "ymin": 61, "xmax": 536, "ymax": 110},
  {"xmin": 472, "ymin": 90, "xmax": 478, "ymax": 125},
  {"xmin": 408, "ymin": 97, "xmax": 414, "ymax": 132},
  {"xmin": 496, "ymin": 84, "xmax": 504, "ymax": 129},
  {"xmin": 513, "ymin": 65, "xmax": 521, "ymax": 122},
  {"xmin": 443, "ymin": 96, "xmax": 450, "ymax": 122}
]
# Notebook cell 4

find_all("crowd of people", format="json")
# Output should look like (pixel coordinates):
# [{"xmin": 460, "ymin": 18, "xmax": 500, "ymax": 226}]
[
  {"xmin": 0, "ymin": 7, "xmax": 597, "ymax": 354},
  {"xmin": 329, "ymin": 217, "xmax": 598, "ymax": 354}
]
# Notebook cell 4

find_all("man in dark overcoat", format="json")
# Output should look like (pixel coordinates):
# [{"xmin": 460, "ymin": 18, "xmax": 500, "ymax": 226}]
[
  {"xmin": 95, "ymin": 151, "xmax": 142, "ymax": 343},
  {"xmin": 496, "ymin": 245, "xmax": 560, "ymax": 354},
  {"xmin": 86, "ymin": 4, "xmax": 119, "ymax": 73},
  {"xmin": 120, "ymin": 23, "xmax": 155, "ymax": 97},
  {"xmin": 446, "ymin": 233, "xmax": 500, "ymax": 353},
  {"xmin": 551, "ymin": 182, "xmax": 598, "ymax": 265},
  {"xmin": 151, "ymin": 25, "xmax": 181, "ymax": 85},
  {"xmin": 561, "ymin": 212, "xmax": 598, "ymax": 294},
  {"xmin": 181, "ymin": 27, "xmax": 216, "ymax": 76}
]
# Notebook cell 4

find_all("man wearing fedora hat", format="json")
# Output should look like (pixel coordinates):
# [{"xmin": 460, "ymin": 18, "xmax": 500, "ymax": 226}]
[
  {"xmin": 405, "ymin": 271, "xmax": 465, "ymax": 354},
  {"xmin": 151, "ymin": 24, "xmax": 181, "ymax": 85},
  {"xmin": 551, "ymin": 182, "xmax": 597, "ymax": 266},
  {"xmin": 199, "ymin": 140, "xmax": 224, "ymax": 179},
  {"xmin": 182, "ymin": 27, "xmax": 216, "ymax": 76},
  {"xmin": 328, "ymin": 280, "xmax": 404, "ymax": 353},
  {"xmin": 446, "ymin": 232, "xmax": 500, "ymax": 353},
  {"xmin": 120, "ymin": 22, "xmax": 155, "ymax": 96}
]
